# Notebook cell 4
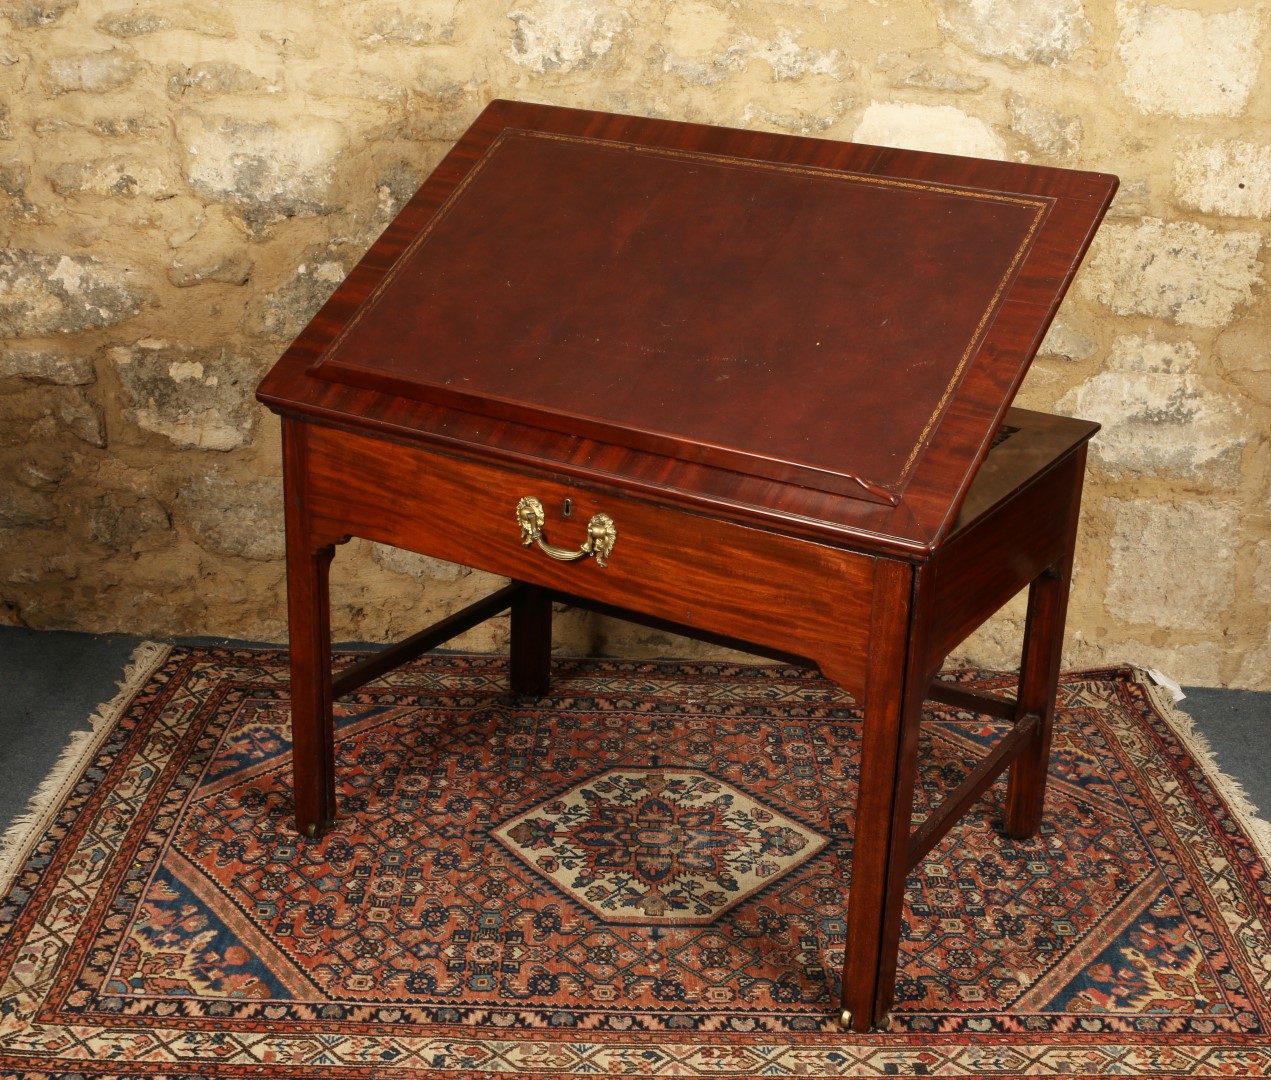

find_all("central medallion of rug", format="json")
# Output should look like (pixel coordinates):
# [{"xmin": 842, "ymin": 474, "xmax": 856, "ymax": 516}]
[{"xmin": 493, "ymin": 767, "xmax": 827, "ymax": 923}]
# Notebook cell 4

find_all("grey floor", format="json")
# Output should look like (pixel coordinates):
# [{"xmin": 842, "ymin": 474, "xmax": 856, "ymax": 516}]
[{"xmin": 1, "ymin": 626, "xmax": 1268, "ymax": 834}]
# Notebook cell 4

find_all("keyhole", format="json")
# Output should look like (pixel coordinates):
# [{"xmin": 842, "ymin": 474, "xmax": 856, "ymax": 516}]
[{"xmin": 562, "ymin": 498, "xmax": 572, "ymax": 518}]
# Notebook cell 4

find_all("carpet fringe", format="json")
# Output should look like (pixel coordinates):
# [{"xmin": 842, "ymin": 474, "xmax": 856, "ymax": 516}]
[
  {"xmin": 0, "ymin": 640, "xmax": 171, "ymax": 893},
  {"xmin": 1133, "ymin": 664, "xmax": 1271, "ymax": 865}
]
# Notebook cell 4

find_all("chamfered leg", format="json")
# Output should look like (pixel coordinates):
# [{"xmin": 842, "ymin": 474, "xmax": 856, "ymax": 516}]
[
  {"xmin": 1004, "ymin": 447, "xmax": 1086, "ymax": 839},
  {"xmin": 1003, "ymin": 562, "xmax": 1072, "ymax": 839},
  {"xmin": 283, "ymin": 419, "xmax": 339, "ymax": 839},
  {"xmin": 835, "ymin": 559, "xmax": 924, "ymax": 1033}
]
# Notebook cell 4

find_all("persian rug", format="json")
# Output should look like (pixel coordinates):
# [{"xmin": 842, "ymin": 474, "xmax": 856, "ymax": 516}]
[{"xmin": 2, "ymin": 645, "xmax": 1270, "ymax": 1079}]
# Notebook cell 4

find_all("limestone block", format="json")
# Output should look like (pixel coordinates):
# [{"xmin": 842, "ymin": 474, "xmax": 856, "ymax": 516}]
[
  {"xmin": 177, "ymin": 111, "xmax": 349, "ymax": 233},
  {"xmin": 375, "ymin": 164, "xmax": 425, "ymax": 222},
  {"xmin": 0, "ymin": 386, "xmax": 86, "ymax": 447},
  {"xmin": 1236, "ymin": 627, "xmax": 1270, "ymax": 691},
  {"xmin": 1175, "ymin": 140, "xmax": 1271, "ymax": 220},
  {"xmin": 165, "ymin": 211, "xmax": 254, "ymax": 287},
  {"xmin": 1215, "ymin": 316, "xmax": 1271, "ymax": 401},
  {"xmin": 896, "ymin": 58, "xmax": 989, "ymax": 93},
  {"xmin": 939, "ymin": 0, "xmax": 1091, "ymax": 64},
  {"xmin": 328, "ymin": 545, "xmax": 503, "ymax": 644},
  {"xmin": 248, "ymin": 250, "xmax": 353, "ymax": 342},
  {"xmin": 97, "ymin": 6, "xmax": 233, "ymax": 38},
  {"xmin": 167, "ymin": 62, "xmax": 272, "ymax": 98},
  {"xmin": 84, "ymin": 492, "xmax": 172, "ymax": 551},
  {"xmin": 1058, "ymin": 336, "xmax": 1245, "ymax": 481},
  {"xmin": 1, "ymin": 527, "xmax": 80, "ymax": 584},
  {"xmin": 305, "ymin": 69, "xmax": 412, "ymax": 106},
  {"xmin": 256, "ymin": 15, "xmax": 321, "ymax": 60},
  {"xmin": 354, "ymin": 1, "xmax": 459, "ymax": 45},
  {"xmin": 179, "ymin": 472, "xmax": 284, "ymax": 560},
  {"xmin": 10, "ymin": 558, "xmax": 79, "ymax": 588},
  {"xmin": 0, "ymin": 348, "xmax": 94, "ymax": 385},
  {"xmin": 660, "ymin": 18, "xmax": 841, "ymax": 88},
  {"xmin": 852, "ymin": 102, "xmax": 1005, "ymax": 159},
  {"xmin": 656, "ymin": 1, "xmax": 744, "ymax": 86},
  {"xmin": 946, "ymin": 590, "xmax": 1030, "ymax": 671},
  {"xmin": 370, "ymin": 541, "xmax": 470, "ymax": 582},
  {"xmin": 752, "ymin": 29, "xmax": 841, "ymax": 81},
  {"xmin": 507, "ymin": 0, "xmax": 630, "ymax": 74},
  {"xmin": 405, "ymin": 62, "xmax": 486, "ymax": 116},
  {"xmin": 93, "ymin": 116, "xmax": 164, "ymax": 137},
  {"xmin": 1256, "ymin": 540, "xmax": 1271, "ymax": 607},
  {"xmin": 1072, "ymin": 636, "xmax": 1228, "ymax": 687},
  {"xmin": 57, "ymin": 390, "xmax": 106, "ymax": 446},
  {"xmin": 1104, "ymin": 497, "xmax": 1238, "ymax": 631},
  {"xmin": 97, "ymin": 10, "xmax": 168, "ymax": 36},
  {"xmin": 110, "ymin": 341, "xmax": 265, "ymax": 451},
  {"xmin": 47, "ymin": 158, "xmax": 175, "ymax": 198},
  {"xmin": 0, "ymin": 159, "xmax": 27, "ymax": 197},
  {"xmin": 5, "ymin": 444, "xmax": 70, "ymax": 489},
  {"xmin": 43, "ymin": 49, "xmax": 142, "ymax": 95},
  {"xmin": 21, "ymin": 447, "xmax": 70, "ymax": 487},
  {"xmin": 0, "ymin": 486, "xmax": 56, "ymax": 527},
  {"xmin": 1117, "ymin": 2, "xmax": 1264, "ymax": 118},
  {"xmin": 1081, "ymin": 218, "xmax": 1262, "ymax": 328},
  {"xmin": 739, "ymin": 101, "xmax": 848, "ymax": 137},
  {"xmin": 1007, "ymin": 93, "xmax": 1082, "ymax": 159},
  {"xmin": 1038, "ymin": 318, "xmax": 1094, "ymax": 362},
  {"xmin": 166, "ymin": 250, "xmax": 252, "ymax": 288},
  {"xmin": 32, "ymin": 118, "xmax": 73, "ymax": 137},
  {"xmin": 2, "ymin": 1, "xmax": 76, "ymax": 29},
  {"xmin": 0, "ymin": 250, "xmax": 144, "ymax": 337}
]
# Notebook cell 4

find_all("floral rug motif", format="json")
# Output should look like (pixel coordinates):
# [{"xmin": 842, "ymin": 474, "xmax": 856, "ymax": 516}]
[
  {"xmin": 1, "ymin": 645, "xmax": 1270, "ymax": 1078},
  {"xmin": 493, "ymin": 765, "xmax": 827, "ymax": 923}
]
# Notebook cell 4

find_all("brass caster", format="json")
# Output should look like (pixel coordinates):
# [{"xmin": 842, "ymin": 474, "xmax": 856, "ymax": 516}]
[
  {"xmin": 303, "ymin": 821, "xmax": 321, "ymax": 839},
  {"xmin": 838, "ymin": 1008, "xmax": 853, "ymax": 1030}
]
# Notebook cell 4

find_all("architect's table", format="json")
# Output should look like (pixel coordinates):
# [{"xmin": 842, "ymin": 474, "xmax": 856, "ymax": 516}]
[{"xmin": 257, "ymin": 100, "xmax": 1118, "ymax": 1032}]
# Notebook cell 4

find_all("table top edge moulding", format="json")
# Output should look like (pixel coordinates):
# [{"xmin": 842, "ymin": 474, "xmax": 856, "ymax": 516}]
[{"xmin": 256, "ymin": 98, "xmax": 1118, "ymax": 556}]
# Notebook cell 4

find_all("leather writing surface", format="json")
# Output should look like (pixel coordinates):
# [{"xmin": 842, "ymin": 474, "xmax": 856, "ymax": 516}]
[
  {"xmin": 257, "ymin": 100, "xmax": 1118, "ymax": 547},
  {"xmin": 312, "ymin": 129, "xmax": 1049, "ymax": 505}
]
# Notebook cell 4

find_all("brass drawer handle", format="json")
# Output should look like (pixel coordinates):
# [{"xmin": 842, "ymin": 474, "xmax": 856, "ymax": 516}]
[{"xmin": 516, "ymin": 496, "xmax": 616, "ymax": 568}]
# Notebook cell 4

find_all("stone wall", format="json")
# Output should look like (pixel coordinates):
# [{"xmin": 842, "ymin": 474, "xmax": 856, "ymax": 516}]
[{"xmin": 1, "ymin": 0, "xmax": 1267, "ymax": 689}]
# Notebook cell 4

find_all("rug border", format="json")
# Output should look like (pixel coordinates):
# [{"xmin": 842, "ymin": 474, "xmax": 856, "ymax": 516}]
[
  {"xmin": 1130, "ymin": 663, "xmax": 1271, "ymax": 866},
  {"xmin": 3, "ymin": 650, "xmax": 1271, "ymax": 1078},
  {"xmin": 0, "ymin": 640, "xmax": 171, "ymax": 893}
]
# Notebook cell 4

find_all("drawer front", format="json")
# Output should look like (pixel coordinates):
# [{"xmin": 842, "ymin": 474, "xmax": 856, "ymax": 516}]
[{"xmin": 301, "ymin": 425, "xmax": 876, "ymax": 696}]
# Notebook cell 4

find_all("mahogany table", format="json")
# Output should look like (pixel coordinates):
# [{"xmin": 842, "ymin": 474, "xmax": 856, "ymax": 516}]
[{"xmin": 257, "ymin": 100, "xmax": 1117, "ymax": 1031}]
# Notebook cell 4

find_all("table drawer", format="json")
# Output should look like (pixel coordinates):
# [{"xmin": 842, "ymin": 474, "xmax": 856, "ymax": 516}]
[{"xmin": 301, "ymin": 424, "xmax": 875, "ymax": 695}]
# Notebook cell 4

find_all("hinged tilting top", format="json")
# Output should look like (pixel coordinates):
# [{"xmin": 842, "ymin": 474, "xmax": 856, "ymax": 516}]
[{"xmin": 257, "ymin": 99, "xmax": 1117, "ymax": 556}]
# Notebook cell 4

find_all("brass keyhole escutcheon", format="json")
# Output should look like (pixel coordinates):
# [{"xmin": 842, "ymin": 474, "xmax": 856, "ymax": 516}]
[{"xmin": 516, "ymin": 496, "xmax": 616, "ymax": 568}]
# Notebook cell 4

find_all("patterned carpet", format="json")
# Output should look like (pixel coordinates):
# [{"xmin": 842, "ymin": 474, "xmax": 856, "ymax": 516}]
[{"xmin": 2, "ymin": 644, "xmax": 1269, "ymax": 1078}]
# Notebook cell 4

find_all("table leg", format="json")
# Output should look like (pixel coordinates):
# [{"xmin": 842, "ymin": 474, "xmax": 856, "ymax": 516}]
[
  {"xmin": 283, "ymin": 421, "xmax": 339, "ymax": 839},
  {"xmin": 509, "ymin": 583, "xmax": 552, "ymax": 697},
  {"xmin": 1004, "ymin": 561, "xmax": 1072, "ymax": 839},
  {"xmin": 1004, "ymin": 450, "xmax": 1084, "ymax": 840},
  {"xmin": 285, "ymin": 540, "xmax": 338, "ymax": 837},
  {"xmin": 836, "ymin": 560, "xmax": 922, "ymax": 1032}
]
